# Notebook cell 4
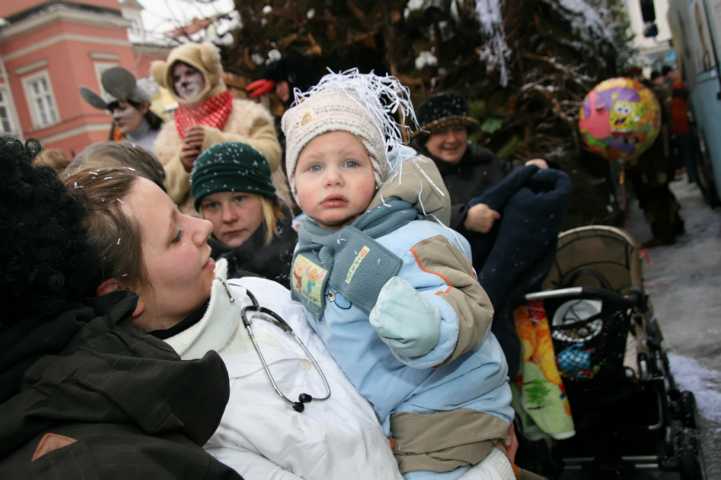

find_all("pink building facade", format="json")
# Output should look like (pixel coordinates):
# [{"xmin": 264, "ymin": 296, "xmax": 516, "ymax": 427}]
[{"xmin": 0, "ymin": 0, "xmax": 170, "ymax": 157}]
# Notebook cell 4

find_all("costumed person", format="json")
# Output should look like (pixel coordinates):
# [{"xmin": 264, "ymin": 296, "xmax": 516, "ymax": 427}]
[
  {"xmin": 191, "ymin": 142, "xmax": 297, "ymax": 287},
  {"xmin": 0, "ymin": 136, "xmax": 240, "ymax": 480},
  {"xmin": 151, "ymin": 42, "xmax": 287, "ymax": 212},
  {"xmin": 283, "ymin": 71, "xmax": 520, "ymax": 480},
  {"xmin": 63, "ymin": 141, "xmax": 166, "ymax": 188},
  {"xmin": 80, "ymin": 66, "xmax": 163, "ymax": 153},
  {"xmin": 64, "ymin": 166, "xmax": 406, "ymax": 480}
]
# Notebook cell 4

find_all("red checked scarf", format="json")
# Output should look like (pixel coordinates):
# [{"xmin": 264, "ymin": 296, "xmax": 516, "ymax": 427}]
[{"xmin": 175, "ymin": 90, "xmax": 234, "ymax": 139}]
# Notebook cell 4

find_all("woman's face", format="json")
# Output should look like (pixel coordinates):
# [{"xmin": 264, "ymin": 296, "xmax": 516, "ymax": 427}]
[
  {"xmin": 111, "ymin": 101, "xmax": 147, "ymax": 135},
  {"xmin": 171, "ymin": 62, "xmax": 205, "ymax": 101},
  {"xmin": 122, "ymin": 177, "xmax": 215, "ymax": 331},
  {"xmin": 425, "ymin": 126, "xmax": 469, "ymax": 164},
  {"xmin": 199, "ymin": 191, "xmax": 265, "ymax": 248}
]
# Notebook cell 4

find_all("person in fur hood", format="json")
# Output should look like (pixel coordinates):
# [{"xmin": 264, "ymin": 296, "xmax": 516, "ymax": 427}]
[{"xmin": 151, "ymin": 42, "xmax": 288, "ymax": 211}]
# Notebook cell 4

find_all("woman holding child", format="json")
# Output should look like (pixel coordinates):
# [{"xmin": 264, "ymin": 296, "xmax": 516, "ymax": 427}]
[
  {"xmin": 62, "ymin": 164, "xmax": 403, "ymax": 479},
  {"xmin": 1, "ymin": 71, "xmax": 531, "ymax": 479},
  {"xmin": 69, "ymin": 72, "xmax": 520, "ymax": 478}
]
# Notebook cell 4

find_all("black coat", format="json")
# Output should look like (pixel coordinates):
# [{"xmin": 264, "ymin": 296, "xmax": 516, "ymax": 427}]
[
  {"xmin": 420, "ymin": 143, "xmax": 506, "ymax": 231},
  {"xmin": 210, "ymin": 216, "xmax": 297, "ymax": 288},
  {"xmin": 470, "ymin": 166, "xmax": 572, "ymax": 377},
  {"xmin": 0, "ymin": 292, "xmax": 241, "ymax": 480}
]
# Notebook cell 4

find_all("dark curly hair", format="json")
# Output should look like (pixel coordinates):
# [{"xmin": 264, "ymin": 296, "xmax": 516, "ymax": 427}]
[{"xmin": 0, "ymin": 136, "xmax": 101, "ymax": 328}]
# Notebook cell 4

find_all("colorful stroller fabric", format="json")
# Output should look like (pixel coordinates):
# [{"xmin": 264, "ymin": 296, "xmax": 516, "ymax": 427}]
[{"xmin": 512, "ymin": 300, "xmax": 575, "ymax": 441}]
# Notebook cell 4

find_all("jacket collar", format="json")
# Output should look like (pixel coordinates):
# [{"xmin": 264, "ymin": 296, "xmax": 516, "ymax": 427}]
[
  {"xmin": 368, "ymin": 153, "xmax": 451, "ymax": 226},
  {"xmin": 163, "ymin": 259, "xmax": 244, "ymax": 359}
]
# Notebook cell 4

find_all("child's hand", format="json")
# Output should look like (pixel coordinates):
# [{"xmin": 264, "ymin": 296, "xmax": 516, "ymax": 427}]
[{"xmin": 369, "ymin": 276, "xmax": 441, "ymax": 359}]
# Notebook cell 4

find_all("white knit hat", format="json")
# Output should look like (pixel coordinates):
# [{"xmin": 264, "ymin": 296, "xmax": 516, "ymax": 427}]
[{"xmin": 281, "ymin": 70, "xmax": 417, "ymax": 198}]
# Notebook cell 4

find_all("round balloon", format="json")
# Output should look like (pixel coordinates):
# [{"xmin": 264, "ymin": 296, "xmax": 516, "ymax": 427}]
[{"xmin": 579, "ymin": 77, "xmax": 661, "ymax": 163}]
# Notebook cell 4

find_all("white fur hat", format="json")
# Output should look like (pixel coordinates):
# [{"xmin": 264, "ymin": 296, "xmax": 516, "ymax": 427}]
[{"xmin": 281, "ymin": 70, "xmax": 417, "ymax": 198}]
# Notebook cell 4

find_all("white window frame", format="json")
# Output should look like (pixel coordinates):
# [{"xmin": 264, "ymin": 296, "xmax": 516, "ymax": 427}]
[
  {"xmin": 0, "ymin": 86, "xmax": 20, "ymax": 135},
  {"xmin": 22, "ymin": 70, "xmax": 60, "ymax": 129},
  {"xmin": 93, "ymin": 61, "xmax": 119, "ymax": 101},
  {"xmin": 129, "ymin": 17, "xmax": 143, "ymax": 38}
]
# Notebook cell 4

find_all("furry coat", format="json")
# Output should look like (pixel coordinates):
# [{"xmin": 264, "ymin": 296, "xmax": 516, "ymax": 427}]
[{"xmin": 155, "ymin": 98, "xmax": 287, "ymax": 212}]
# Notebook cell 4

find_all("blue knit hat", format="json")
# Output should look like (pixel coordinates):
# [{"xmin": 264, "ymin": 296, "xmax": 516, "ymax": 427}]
[{"xmin": 191, "ymin": 142, "xmax": 276, "ymax": 210}]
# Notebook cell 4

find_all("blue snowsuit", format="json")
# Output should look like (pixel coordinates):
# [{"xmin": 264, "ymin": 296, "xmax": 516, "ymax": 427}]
[{"xmin": 291, "ymin": 155, "xmax": 513, "ymax": 479}]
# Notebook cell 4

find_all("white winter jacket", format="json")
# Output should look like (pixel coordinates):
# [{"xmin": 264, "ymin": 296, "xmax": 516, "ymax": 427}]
[{"xmin": 164, "ymin": 260, "xmax": 403, "ymax": 480}]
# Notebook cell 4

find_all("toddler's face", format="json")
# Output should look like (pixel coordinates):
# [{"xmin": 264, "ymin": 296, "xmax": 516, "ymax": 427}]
[{"xmin": 294, "ymin": 131, "xmax": 376, "ymax": 229}]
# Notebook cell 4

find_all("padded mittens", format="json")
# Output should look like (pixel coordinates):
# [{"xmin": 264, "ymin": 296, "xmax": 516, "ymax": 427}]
[{"xmin": 369, "ymin": 276, "xmax": 441, "ymax": 359}]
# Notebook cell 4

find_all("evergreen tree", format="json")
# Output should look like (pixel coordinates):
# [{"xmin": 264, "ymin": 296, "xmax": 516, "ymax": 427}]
[{"xmin": 225, "ymin": 0, "xmax": 637, "ymax": 226}]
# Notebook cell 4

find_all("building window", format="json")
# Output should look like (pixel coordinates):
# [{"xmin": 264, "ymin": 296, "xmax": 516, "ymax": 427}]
[
  {"xmin": 129, "ymin": 17, "xmax": 143, "ymax": 37},
  {"xmin": 0, "ymin": 87, "xmax": 18, "ymax": 134},
  {"xmin": 94, "ymin": 62, "xmax": 119, "ymax": 101},
  {"xmin": 22, "ymin": 71, "xmax": 59, "ymax": 129}
]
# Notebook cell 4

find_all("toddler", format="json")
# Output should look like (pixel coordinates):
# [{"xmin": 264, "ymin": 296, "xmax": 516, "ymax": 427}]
[{"xmin": 282, "ymin": 71, "xmax": 515, "ymax": 480}]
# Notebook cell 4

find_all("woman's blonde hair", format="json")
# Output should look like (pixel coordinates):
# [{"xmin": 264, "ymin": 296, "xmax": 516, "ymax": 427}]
[{"xmin": 259, "ymin": 196, "xmax": 287, "ymax": 245}]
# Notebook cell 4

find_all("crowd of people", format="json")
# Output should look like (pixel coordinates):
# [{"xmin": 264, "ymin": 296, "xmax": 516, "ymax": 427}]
[{"xmin": 2, "ymin": 41, "xmax": 590, "ymax": 480}]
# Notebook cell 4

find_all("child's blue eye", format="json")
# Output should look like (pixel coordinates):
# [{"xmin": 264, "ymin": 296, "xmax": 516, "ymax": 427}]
[
  {"xmin": 307, "ymin": 164, "xmax": 323, "ymax": 173},
  {"xmin": 343, "ymin": 159, "xmax": 360, "ymax": 168},
  {"xmin": 172, "ymin": 229, "xmax": 183, "ymax": 243}
]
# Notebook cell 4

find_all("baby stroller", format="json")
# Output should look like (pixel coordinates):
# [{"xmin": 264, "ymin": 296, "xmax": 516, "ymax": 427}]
[{"xmin": 522, "ymin": 225, "xmax": 705, "ymax": 479}]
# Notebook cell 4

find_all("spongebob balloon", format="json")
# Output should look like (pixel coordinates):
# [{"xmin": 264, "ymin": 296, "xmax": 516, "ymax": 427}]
[{"xmin": 579, "ymin": 78, "xmax": 661, "ymax": 164}]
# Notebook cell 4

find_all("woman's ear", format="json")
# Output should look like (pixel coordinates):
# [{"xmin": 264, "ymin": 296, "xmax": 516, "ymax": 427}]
[{"xmin": 131, "ymin": 296, "xmax": 145, "ymax": 319}]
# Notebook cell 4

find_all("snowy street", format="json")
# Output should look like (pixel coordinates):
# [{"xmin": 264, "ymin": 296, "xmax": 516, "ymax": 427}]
[{"xmin": 627, "ymin": 179, "xmax": 721, "ymax": 478}]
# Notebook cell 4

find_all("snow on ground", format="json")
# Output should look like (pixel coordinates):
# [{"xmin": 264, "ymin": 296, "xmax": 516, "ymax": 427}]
[
  {"xmin": 626, "ymin": 178, "xmax": 721, "ymax": 477},
  {"xmin": 631, "ymin": 180, "xmax": 721, "ymax": 372},
  {"xmin": 668, "ymin": 353, "xmax": 721, "ymax": 425}
]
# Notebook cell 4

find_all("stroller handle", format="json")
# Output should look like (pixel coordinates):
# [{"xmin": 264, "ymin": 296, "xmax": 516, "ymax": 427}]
[{"xmin": 525, "ymin": 287, "xmax": 642, "ymax": 308}]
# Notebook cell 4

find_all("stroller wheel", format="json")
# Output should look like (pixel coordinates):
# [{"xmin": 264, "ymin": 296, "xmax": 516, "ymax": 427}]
[
  {"xmin": 679, "ymin": 391, "xmax": 698, "ymax": 429},
  {"xmin": 679, "ymin": 448, "xmax": 704, "ymax": 480},
  {"xmin": 674, "ymin": 426, "xmax": 705, "ymax": 480}
]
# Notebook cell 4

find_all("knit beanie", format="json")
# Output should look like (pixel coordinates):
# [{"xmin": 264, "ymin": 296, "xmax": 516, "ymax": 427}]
[
  {"xmin": 191, "ymin": 142, "xmax": 276, "ymax": 210},
  {"xmin": 151, "ymin": 42, "xmax": 224, "ymax": 104},
  {"xmin": 281, "ymin": 70, "xmax": 417, "ymax": 199}
]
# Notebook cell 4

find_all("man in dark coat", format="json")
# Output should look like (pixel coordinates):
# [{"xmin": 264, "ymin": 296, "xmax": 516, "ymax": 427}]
[
  {"xmin": 0, "ymin": 136, "xmax": 241, "ymax": 480},
  {"xmin": 627, "ymin": 82, "xmax": 685, "ymax": 247}
]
